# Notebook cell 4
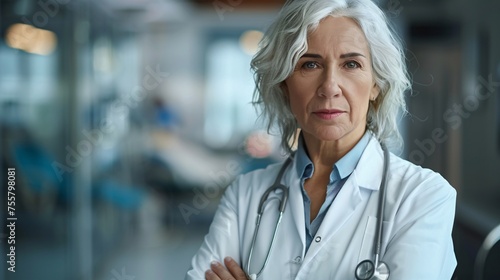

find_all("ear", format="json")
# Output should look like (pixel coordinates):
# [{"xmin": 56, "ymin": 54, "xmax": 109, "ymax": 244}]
[
  {"xmin": 370, "ymin": 83, "xmax": 380, "ymax": 101},
  {"xmin": 281, "ymin": 81, "xmax": 289, "ymax": 96}
]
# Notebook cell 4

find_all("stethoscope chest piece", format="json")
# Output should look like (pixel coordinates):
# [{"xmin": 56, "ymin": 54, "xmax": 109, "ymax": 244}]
[{"xmin": 355, "ymin": 259, "xmax": 389, "ymax": 280}]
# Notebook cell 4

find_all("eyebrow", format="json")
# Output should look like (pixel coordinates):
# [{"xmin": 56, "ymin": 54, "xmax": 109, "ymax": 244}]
[
  {"xmin": 300, "ymin": 52, "xmax": 366, "ymax": 59},
  {"xmin": 340, "ymin": 52, "xmax": 366, "ymax": 59},
  {"xmin": 301, "ymin": 53, "xmax": 323, "ymax": 58}
]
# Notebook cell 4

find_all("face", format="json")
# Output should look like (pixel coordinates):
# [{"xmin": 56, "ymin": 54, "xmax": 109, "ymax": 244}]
[{"xmin": 284, "ymin": 16, "xmax": 379, "ymax": 146}]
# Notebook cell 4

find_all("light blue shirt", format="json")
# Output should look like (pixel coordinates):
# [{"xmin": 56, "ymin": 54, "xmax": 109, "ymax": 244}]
[{"xmin": 295, "ymin": 131, "xmax": 372, "ymax": 252}]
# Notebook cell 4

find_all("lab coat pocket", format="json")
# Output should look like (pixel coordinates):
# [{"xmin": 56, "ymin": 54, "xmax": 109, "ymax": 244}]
[{"xmin": 357, "ymin": 216, "xmax": 392, "ymax": 263}]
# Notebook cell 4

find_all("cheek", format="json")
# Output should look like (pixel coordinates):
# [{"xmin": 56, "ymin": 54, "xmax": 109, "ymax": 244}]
[
  {"xmin": 288, "ymin": 93, "xmax": 305, "ymax": 118},
  {"xmin": 346, "ymin": 85, "xmax": 372, "ymax": 117},
  {"xmin": 351, "ymin": 96, "xmax": 370, "ymax": 120},
  {"xmin": 286, "ymin": 82, "xmax": 310, "ymax": 115}
]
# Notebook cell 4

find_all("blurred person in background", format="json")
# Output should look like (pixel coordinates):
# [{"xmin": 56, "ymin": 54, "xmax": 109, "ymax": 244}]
[{"xmin": 186, "ymin": 0, "xmax": 456, "ymax": 279}]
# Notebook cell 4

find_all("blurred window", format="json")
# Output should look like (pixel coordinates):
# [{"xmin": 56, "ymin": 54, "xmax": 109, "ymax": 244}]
[
  {"xmin": 203, "ymin": 38, "xmax": 259, "ymax": 148},
  {"xmin": 0, "ymin": 45, "xmax": 21, "ymax": 99}
]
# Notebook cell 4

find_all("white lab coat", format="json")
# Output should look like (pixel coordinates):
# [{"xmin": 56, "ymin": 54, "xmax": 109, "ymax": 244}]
[{"xmin": 186, "ymin": 137, "xmax": 457, "ymax": 279}]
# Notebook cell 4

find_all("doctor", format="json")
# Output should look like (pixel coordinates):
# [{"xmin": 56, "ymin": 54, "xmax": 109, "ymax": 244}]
[{"xmin": 186, "ymin": 0, "xmax": 457, "ymax": 279}]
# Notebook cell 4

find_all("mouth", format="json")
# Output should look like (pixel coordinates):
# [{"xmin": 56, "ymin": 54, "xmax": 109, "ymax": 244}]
[{"xmin": 312, "ymin": 109, "xmax": 345, "ymax": 120}]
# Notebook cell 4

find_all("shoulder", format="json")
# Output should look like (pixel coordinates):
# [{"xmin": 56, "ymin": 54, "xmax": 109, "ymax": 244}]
[
  {"xmin": 227, "ymin": 160, "xmax": 288, "ymax": 196},
  {"xmin": 387, "ymin": 153, "xmax": 456, "ymax": 205},
  {"xmin": 356, "ymin": 137, "xmax": 454, "ymax": 200},
  {"xmin": 220, "ymin": 161, "xmax": 289, "ymax": 217},
  {"xmin": 389, "ymin": 154, "xmax": 452, "ymax": 188}
]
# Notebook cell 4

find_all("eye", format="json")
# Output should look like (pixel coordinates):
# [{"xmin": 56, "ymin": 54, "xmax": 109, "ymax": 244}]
[
  {"xmin": 301, "ymin": 61, "xmax": 319, "ymax": 70},
  {"xmin": 344, "ymin": 60, "xmax": 361, "ymax": 69}
]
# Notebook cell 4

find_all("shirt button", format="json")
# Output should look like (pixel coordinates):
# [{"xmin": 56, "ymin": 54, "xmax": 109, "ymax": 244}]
[
  {"xmin": 294, "ymin": 256, "xmax": 302, "ymax": 263},
  {"xmin": 315, "ymin": 236, "xmax": 322, "ymax": 243}
]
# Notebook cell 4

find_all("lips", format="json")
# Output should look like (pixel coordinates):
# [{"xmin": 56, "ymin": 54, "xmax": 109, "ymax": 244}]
[{"xmin": 312, "ymin": 109, "xmax": 345, "ymax": 120}]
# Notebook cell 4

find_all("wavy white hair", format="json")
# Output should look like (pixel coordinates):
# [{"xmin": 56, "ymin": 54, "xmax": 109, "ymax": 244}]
[{"xmin": 251, "ymin": 0, "xmax": 411, "ymax": 153}]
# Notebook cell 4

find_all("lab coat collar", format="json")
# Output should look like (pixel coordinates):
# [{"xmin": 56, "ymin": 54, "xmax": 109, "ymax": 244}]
[
  {"xmin": 351, "ymin": 135, "xmax": 385, "ymax": 191},
  {"xmin": 295, "ymin": 131, "xmax": 372, "ymax": 183},
  {"xmin": 292, "ymin": 132, "xmax": 385, "ymax": 191}
]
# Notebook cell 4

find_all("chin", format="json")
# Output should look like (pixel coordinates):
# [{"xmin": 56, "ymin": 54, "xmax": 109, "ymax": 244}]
[
  {"xmin": 305, "ymin": 124, "xmax": 365, "ymax": 144},
  {"xmin": 308, "ymin": 127, "xmax": 349, "ymax": 142}
]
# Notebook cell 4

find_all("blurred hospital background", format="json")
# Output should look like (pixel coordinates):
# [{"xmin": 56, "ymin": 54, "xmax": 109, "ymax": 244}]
[{"xmin": 0, "ymin": 0, "xmax": 499, "ymax": 279}]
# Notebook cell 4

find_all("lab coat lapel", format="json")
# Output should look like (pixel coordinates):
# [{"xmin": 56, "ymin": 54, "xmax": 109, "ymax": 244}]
[
  {"xmin": 303, "ymin": 173, "xmax": 363, "ymax": 262},
  {"xmin": 284, "ymin": 155, "xmax": 306, "ymax": 256},
  {"xmin": 354, "ymin": 136, "xmax": 384, "ymax": 191},
  {"xmin": 303, "ymin": 137, "xmax": 383, "ymax": 261}
]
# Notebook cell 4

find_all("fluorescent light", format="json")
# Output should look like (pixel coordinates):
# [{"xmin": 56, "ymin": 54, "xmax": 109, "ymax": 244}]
[
  {"xmin": 239, "ymin": 30, "xmax": 263, "ymax": 55},
  {"xmin": 5, "ymin": 23, "xmax": 57, "ymax": 55}
]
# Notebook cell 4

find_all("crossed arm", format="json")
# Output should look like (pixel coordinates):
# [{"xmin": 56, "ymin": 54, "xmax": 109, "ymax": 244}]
[{"xmin": 204, "ymin": 257, "xmax": 247, "ymax": 280}]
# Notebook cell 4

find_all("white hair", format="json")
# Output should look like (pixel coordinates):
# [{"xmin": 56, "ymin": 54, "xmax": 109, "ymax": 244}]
[{"xmin": 251, "ymin": 0, "xmax": 411, "ymax": 153}]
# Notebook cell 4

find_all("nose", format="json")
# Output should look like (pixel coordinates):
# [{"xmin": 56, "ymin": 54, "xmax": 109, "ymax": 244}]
[{"xmin": 317, "ymin": 68, "xmax": 342, "ymax": 98}]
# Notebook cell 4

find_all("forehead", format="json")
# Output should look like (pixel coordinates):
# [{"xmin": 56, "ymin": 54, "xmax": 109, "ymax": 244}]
[{"xmin": 307, "ymin": 16, "xmax": 369, "ymax": 53}]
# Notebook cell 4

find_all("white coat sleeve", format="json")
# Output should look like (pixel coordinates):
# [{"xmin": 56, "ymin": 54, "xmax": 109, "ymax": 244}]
[
  {"xmin": 384, "ymin": 176, "xmax": 457, "ymax": 280},
  {"xmin": 185, "ymin": 180, "xmax": 241, "ymax": 280}
]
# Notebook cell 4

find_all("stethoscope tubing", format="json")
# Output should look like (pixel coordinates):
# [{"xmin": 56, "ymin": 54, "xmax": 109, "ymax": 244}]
[
  {"xmin": 374, "ymin": 143, "xmax": 390, "ymax": 266},
  {"xmin": 246, "ymin": 156, "xmax": 291, "ymax": 279},
  {"xmin": 355, "ymin": 143, "xmax": 390, "ymax": 280},
  {"xmin": 246, "ymin": 142, "xmax": 390, "ymax": 280}
]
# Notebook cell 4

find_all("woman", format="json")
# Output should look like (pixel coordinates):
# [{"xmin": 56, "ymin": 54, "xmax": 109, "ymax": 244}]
[{"xmin": 186, "ymin": 0, "xmax": 457, "ymax": 279}]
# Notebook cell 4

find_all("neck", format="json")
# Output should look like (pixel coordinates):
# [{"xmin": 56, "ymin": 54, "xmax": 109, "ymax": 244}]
[{"xmin": 302, "ymin": 129, "xmax": 366, "ymax": 170}]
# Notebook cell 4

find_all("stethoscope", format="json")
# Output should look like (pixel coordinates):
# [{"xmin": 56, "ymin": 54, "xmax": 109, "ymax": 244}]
[{"xmin": 245, "ymin": 143, "xmax": 391, "ymax": 280}]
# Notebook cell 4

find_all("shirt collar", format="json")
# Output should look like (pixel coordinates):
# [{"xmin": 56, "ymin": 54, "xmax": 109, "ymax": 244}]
[
  {"xmin": 295, "ymin": 135, "xmax": 313, "ymax": 179},
  {"xmin": 295, "ymin": 131, "xmax": 372, "ymax": 183},
  {"xmin": 336, "ymin": 131, "xmax": 371, "ymax": 179}
]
